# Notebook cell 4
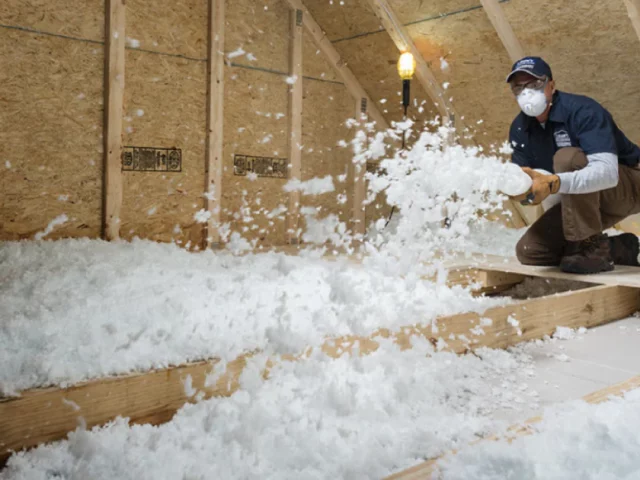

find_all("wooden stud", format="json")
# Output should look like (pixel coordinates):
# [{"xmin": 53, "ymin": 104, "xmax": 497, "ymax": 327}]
[
  {"xmin": 2, "ymin": 283, "xmax": 636, "ymax": 462},
  {"xmin": 103, "ymin": 0, "xmax": 126, "ymax": 241},
  {"xmin": 366, "ymin": 0, "xmax": 454, "ymax": 122},
  {"xmin": 352, "ymin": 98, "xmax": 367, "ymax": 238},
  {"xmin": 286, "ymin": 8, "xmax": 304, "ymax": 244},
  {"xmin": 204, "ymin": 0, "xmax": 225, "ymax": 248},
  {"xmin": 284, "ymin": 0, "xmax": 389, "ymax": 130},
  {"xmin": 386, "ymin": 374, "xmax": 640, "ymax": 479}
]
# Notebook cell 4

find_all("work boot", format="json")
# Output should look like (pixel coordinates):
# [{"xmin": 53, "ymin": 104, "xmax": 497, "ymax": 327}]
[
  {"xmin": 608, "ymin": 233, "xmax": 640, "ymax": 266},
  {"xmin": 560, "ymin": 233, "xmax": 614, "ymax": 274}
]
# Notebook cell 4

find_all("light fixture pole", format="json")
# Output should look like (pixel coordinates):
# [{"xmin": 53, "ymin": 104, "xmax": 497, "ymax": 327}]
[{"xmin": 397, "ymin": 52, "xmax": 416, "ymax": 149}]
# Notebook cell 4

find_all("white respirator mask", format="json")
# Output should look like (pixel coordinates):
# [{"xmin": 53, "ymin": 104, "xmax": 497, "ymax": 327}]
[{"xmin": 517, "ymin": 88, "xmax": 549, "ymax": 117}]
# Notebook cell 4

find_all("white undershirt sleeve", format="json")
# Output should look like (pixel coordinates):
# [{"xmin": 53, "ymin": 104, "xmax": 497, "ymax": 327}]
[{"xmin": 556, "ymin": 152, "xmax": 619, "ymax": 194}]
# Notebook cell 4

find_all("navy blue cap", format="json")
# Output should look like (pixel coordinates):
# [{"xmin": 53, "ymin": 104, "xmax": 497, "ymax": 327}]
[{"xmin": 506, "ymin": 56, "xmax": 553, "ymax": 83}]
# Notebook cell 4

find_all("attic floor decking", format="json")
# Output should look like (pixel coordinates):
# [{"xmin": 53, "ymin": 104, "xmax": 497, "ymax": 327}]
[
  {"xmin": 448, "ymin": 253, "xmax": 640, "ymax": 288},
  {"xmin": 2, "ymin": 261, "xmax": 639, "ymax": 466},
  {"xmin": 387, "ymin": 373, "xmax": 640, "ymax": 480}
]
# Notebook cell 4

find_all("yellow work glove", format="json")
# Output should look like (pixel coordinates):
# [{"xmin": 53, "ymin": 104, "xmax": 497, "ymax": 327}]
[{"xmin": 521, "ymin": 167, "xmax": 560, "ymax": 205}]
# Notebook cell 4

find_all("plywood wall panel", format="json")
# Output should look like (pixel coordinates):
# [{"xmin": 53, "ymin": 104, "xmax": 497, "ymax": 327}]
[
  {"xmin": 301, "ymin": 80, "xmax": 354, "ymax": 227},
  {"xmin": 390, "ymin": 0, "xmax": 480, "ymax": 25},
  {"xmin": 221, "ymin": 66, "xmax": 290, "ymax": 246},
  {"xmin": 125, "ymin": 0, "xmax": 208, "ymax": 59},
  {"xmin": 302, "ymin": 32, "xmax": 342, "ymax": 83},
  {"xmin": 0, "ymin": 0, "xmax": 104, "ymax": 41},
  {"xmin": 0, "ymin": 31, "xmax": 103, "ymax": 240},
  {"xmin": 120, "ymin": 51, "xmax": 207, "ymax": 248},
  {"xmin": 303, "ymin": 0, "xmax": 383, "ymax": 41},
  {"xmin": 225, "ymin": 0, "xmax": 290, "ymax": 73}
]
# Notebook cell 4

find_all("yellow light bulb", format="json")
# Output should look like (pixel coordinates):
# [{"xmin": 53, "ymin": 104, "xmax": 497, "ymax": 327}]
[{"xmin": 397, "ymin": 52, "xmax": 416, "ymax": 80}]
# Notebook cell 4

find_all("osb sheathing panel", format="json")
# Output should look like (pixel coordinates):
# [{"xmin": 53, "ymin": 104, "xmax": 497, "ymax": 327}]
[
  {"xmin": 120, "ymin": 51, "xmax": 207, "ymax": 248},
  {"xmin": 303, "ymin": 0, "xmax": 383, "ymax": 41},
  {"xmin": 405, "ymin": 8, "xmax": 517, "ymax": 148},
  {"xmin": 303, "ymin": 32, "xmax": 341, "ymax": 83},
  {"xmin": 126, "ymin": 0, "xmax": 207, "ymax": 59},
  {"xmin": 390, "ymin": 0, "xmax": 482, "ymax": 25},
  {"xmin": 503, "ymin": 0, "xmax": 640, "ymax": 146},
  {"xmin": 222, "ymin": 66, "xmax": 290, "ymax": 246},
  {"xmin": 301, "ymin": 80, "xmax": 354, "ymax": 227},
  {"xmin": 336, "ymin": 33, "xmax": 439, "ymax": 125},
  {"xmin": 225, "ymin": 0, "xmax": 290, "ymax": 73},
  {"xmin": 0, "ymin": 0, "xmax": 104, "ymax": 41},
  {"xmin": 0, "ymin": 31, "xmax": 103, "ymax": 241},
  {"xmin": 366, "ymin": 187, "xmax": 393, "ymax": 230}
]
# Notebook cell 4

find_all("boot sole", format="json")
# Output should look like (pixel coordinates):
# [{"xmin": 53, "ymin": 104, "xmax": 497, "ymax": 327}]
[{"xmin": 560, "ymin": 262, "xmax": 615, "ymax": 275}]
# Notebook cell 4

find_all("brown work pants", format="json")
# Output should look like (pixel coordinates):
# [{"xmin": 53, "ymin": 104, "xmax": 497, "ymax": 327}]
[{"xmin": 516, "ymin": 147, "xmax": 640, "ymax": 266}]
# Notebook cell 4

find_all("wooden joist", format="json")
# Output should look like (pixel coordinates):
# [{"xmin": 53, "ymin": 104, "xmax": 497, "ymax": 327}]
[
  {"xmin": 286, "ymin": 8, "xmax": 304, "ymax": 244},
  {"xmin": 204, "ymin": 0, "xmax": 225, "ymax": 247},
  {"xmin": 103, "ymin": 0, "xmax": 126, "ymax": 241},
  {"xmin": 2, "ymin": 281, "xmax": 636, "ymax": 463},
  {"xmin": 386, "ymin": 374, "xmax": 640, "ymax": 479},
  {"xmin": 445, "ymin": 268, "xmax": 525, "ymax": 296},
  {"xmin": 0, "ymin": 356, "xmax": 248, "ymax": 466},
  {"xmin": 284, "ymin": 0, "xmax": 389, "ymax": 129}
]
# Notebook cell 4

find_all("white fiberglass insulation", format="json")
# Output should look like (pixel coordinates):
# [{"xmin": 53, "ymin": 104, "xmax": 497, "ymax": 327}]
[
  {"xmin": 439, "ymin": 389, "xmax": 640, "ymax": 480},
  {"xmin": 0, "ymin": 237, "xmax": 514, "ymax": 396},
  {"xmin": 3, "ymin": 120, "xmax": 625, "ymax": 478},
  {"xmin": 2, "ymin": 339, "xmax": 536, "ymax": 479}
]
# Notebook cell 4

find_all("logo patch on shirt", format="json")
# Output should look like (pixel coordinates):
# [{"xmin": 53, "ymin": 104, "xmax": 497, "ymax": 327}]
[{"xmin": 554, "ymin": 129, "xmax": 572, "ymax": 148}]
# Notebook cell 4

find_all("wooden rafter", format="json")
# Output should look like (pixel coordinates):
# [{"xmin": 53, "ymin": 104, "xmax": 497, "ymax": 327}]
[
  {"xmin": 366, "ymin": 0, "xmax": 454, "ymax": 123},
  {"xmin": 623, "ymin": 0, "xmax": 640, "ymax": 41},
  {"xmin": 103, "ymin": 0, "xmax": 126, "ymax": 241},
  {"xmin": 479, "ymin": 0, "xmax": 524, "ymax": 62},
  {"xmin": 205, "ymin": 0, "xmax": 225, "ymax": 247},
  {"xmin": 286, "ymin": 9, "xmax": 304, "ymax": 244},
  {"xmin": 284, "ymin": 0, "xmax": 389, "ymax": 129}
]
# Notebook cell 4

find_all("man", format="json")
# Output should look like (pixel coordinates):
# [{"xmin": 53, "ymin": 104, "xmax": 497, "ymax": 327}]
[{"xmin": 506, "ymin": 56, "xmax": 640, "ymax": 274}]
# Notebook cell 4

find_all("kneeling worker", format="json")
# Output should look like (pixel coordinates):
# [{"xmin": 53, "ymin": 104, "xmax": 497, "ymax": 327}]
[{"xmin": 506, "ymin": 56, "xmax": 640, "ymax": 274}]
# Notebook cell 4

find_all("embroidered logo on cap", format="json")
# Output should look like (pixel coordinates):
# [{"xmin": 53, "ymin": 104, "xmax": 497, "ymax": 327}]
[{"xmin": 516, "ymin": 59, "xmax": 535, "ymax": 68}]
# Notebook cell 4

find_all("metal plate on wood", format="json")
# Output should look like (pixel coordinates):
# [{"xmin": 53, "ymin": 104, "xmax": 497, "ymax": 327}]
[
  {"xmin": 122, "ymin": 146, "xmax": 182, "ymax": 172},
  {"xmin": 360, "ymin": 97, "xmax": 367, "ymax": 114},
  {"xmin": 233, "ymin": 154, "xmax": 288, "ymax": 178},
  {"xmin": 367, "ymin": 161, "xmax": 385, "ymax": 175}
]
